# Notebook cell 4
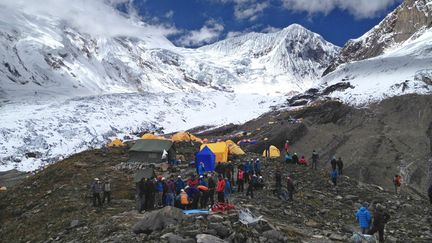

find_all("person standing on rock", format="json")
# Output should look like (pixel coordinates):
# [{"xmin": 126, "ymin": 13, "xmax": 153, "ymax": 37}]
[
  {"xmin": 393, "ymin": 175, "xmax": 402, "ymax": 194},
  {"xmin": 330, "ymin": 169, "xmax": 338, "ymax": 186},
  {"xmin": 155, "ymin": 177, "xmax": 165, "ymax": 208},
  {"xmin": 237, "ymin": 166, "xmax": 245, "ymax": 193},
  {"xmin": 91, "ymin": 178, "xmax": 103, "ymax": 208},
  {"xmin": 175, "ymin": 175, "xmax": 185, "ymax": 195},
  {"xmin": 165, "ymin": 176, "xmax": 176, "ymax": 207},
  {"xmin": 336, "ymin": 157, "xmax": 344, "ymax": 175},
  {"xmin": 102, "ymin": 179, "xmax": 111, "ymax": 204},
  {"xmin": 286, "ymin": 176, "xmax": 295, "ymax": 201},
  {"xmin": 275, "ymin": 169, "xmax": 282, "ymax": 193},
  {"xmin": 330, "ymin": 156, "xmax": 337, "ymax": 171},
  {"xmin": 355, "ymin": 203, "xmax": 372, "ymax": 234},
  {"xmin": 224, "ymin": 178, "xmax": 232, "ymax": 203},
  {"xmin": 292, "ymin": 153, "xmax": 299, "ymax": 165},
  {"xmin": 284, "ymin": 140, "xmax": 289, "ymax": 153},
  {"xmin": 216, "ymin": 175, "xmax": 226, "ymax": 203},
  {"xmin": 198, "ymin": 175, "xmax": 208, "ymax": 187},
  {"xmin": 198, "ymin": 184, "xmax": 209, "ymax": 208},
  {"xmin": 197, "ymin": 162, "xmax": 206, "ymax": 176},
  {"xmin": 144, "ymin": 177, "xmax": 155, "ymax": 210},
  {"xmin": 368, "ymin": 204, "xmax": 390, "ymax": 242},
  {"xmin": 179, "ymin": 189, "xmax": 189, "ymax": 210},
  {"xmin": 254, "ymin": 158, "xmax": 261, "ymax": 176},
  {"xmin": 428, "ymin": 184, "xmax": 432, "ymax": 205},
  {"xmin": 187, "ymin": 174, "xmax": 199, "ymax": 187},
  {"xmin": 246, "ymin": 174, "xmax": 256, "ymax": 198},
  {"xmin": 312, "ymin": 150, "xmax": 319, "ymax": 170},
  {"xmin": 208, "ymin": 173, "xmax": 216, "ymax": 206},
  {"xmin": 244, "ymin": 160, "xmax": 252, "ymax": 184},
  {"xmin": 137, "ymin": 178, "xmax": 146, "ymax": 213}
]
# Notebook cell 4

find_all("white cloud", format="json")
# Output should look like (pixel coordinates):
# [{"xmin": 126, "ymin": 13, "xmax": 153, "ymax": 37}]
[
  {"xmin": 0, "ymin": 0, "xmax": 179, "ymax": 38},
  {"xmin": 234, "ymin": 1, "xmax": 269, "ymax": 21},
  {"xmin": 281, "ymin": 0, "xmax": 401, "ymax": 19},
  {"xmin": 261, "ymin": 26, "xmax": 282, "ymax": 33},
  {"xmin": 176, "ymin": 19, "xmax": 224, "ymax": 46},
  {"xmin": 165, "ymin": 10, "xmax": 174, "ymax": 19}
]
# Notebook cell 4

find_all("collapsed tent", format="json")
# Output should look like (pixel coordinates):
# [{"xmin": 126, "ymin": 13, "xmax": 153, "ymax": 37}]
[
  {"xmin": 196, "ymin": 146, "xmax": 216, "ymax": 172},
  {"xmin": 141, "ymin": 133, "xmax": 165, "ymax": 140},
  {"xmin": 107, "ymin": 138, "xmax": 125, "ymax": 147},
  {"xmin": 226, "ymin": 140, "xmax": 245, "ymax": 155},
  {"xmin": 200, "ymin": 142, "xmax": 228, "ymax": 163},
  {"xmin": 171, "ymin": 132, "xmax": 203, "ymax": 143},
  {"xmin": 129, "ymin": 139, "xmax": 176, "ymax": 163},
  {"xmin": 262, "ymin": 145, "xmax": 281, "ymax": 158}
]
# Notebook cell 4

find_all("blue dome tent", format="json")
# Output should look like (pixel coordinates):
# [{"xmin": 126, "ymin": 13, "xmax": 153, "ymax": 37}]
[{"xmin": 196, "ymin": 146, "xmax": 216, "ymax": 172}]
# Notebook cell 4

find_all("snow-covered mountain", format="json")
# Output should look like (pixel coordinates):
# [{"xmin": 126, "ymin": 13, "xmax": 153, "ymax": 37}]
[
  {"xmin": 0, "ymin": 2, "xmax": 339, "ymax": 171},
  {"xmin": 317, "ymin": 0, "xmax": 432, "ymax": 105}
]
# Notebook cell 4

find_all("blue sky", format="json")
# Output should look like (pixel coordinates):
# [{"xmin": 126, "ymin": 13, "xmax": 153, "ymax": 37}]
[{"xmin": 117, "ymin": 0, "xmax": 402, "ymax": 48}]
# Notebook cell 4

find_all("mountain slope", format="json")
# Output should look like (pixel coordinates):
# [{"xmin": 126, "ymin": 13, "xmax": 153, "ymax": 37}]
[{"xmin": 323, "ymin": 0, "xmax": 432, "ymax": 76}]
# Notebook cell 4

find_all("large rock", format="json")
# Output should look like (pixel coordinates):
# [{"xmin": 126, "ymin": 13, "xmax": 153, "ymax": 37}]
[
  {"xmin": 161, "ymin": 233, "xmax": 195, "ymax": 243},
  {"xmin": 262, "ymin": 230, "xmax": 287, "ymax": 242},
  {"xmin": 208, "ymin": 222, "xmax": 230, "ymax": 238},
  {"xmin": 196, "ymin": 234, "xmax": 227, "ymax": 243},
  {"xmin": 132, "ymin": 206, "xmax": 185, "ymax": 234}
]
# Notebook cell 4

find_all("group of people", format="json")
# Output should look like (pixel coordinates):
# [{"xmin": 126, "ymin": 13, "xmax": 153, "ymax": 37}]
[
  {"xmin": 90, "ymin": 178, "xmax": 112, "ymax": 208},
  {"xmin": 355, "ymin": 203, "xmax": 391, "ymax": 242},
  {"xmin": 330, "ymin": 156, "xmax": 344, "ymax": 186}
]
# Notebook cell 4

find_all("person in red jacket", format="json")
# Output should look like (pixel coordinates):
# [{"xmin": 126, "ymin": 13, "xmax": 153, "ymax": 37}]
[
  {"xmin": 284, "ymin": 140, "xmax": 289, "ymax": 153},
  {"xmin": 299, "ymin": 155, "xmax": 308, "ymax": 166},
  {"xmin": 187, "ymin": 175, "xmax": 199, "ymax": 187},
  {"xmin": 216, "ymin": 175, "xmax": 226, "ymax": 203},
  {"xmin": 237, "ymin": 166, "xmax": 245, "ymax": 192}
]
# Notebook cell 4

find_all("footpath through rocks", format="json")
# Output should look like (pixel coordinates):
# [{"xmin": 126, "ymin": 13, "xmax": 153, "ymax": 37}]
[{"xmin": 1, "ymin": 148, "xmax": 431, "ymax": 242}]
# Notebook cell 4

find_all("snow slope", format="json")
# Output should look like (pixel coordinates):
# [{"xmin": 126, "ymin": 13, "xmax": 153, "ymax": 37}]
[{"xmin": 320, "ymin": 28, "xmax": 432, "ymax": 106}]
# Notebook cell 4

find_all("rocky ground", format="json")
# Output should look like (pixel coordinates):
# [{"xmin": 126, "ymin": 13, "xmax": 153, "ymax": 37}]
[{"xmin": 1, "ymin": 144, "xmax": 431, "ymax": 243}]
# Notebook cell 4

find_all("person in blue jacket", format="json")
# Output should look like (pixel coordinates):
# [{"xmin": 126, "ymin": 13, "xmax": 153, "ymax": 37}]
[
  {"xmin": 356, "ymin": 204, "xmax": 372, "ymax": 234},
  {"xmin": 330, "ymin": 169, "xmax": 338, "ymax": 186},
  {"xmin": 224, "ymin": 178, "xmax": 232, "ymax": 203},
  {"xmin": 243, "ymin": 160, "xmax": 252, "ymax": 183},
  {"xmin": 175, "ymin": 175, "xmax": 185, "ymax": 195},
  {"xmin": 197, "ymin": 162, "xmax": 206, "ymax": 176}
]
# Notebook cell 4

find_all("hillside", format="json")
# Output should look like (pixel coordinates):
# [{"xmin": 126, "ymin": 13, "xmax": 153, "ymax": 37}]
[{"xmin": 0, "ymin": 143, "xmax": 430, "ymax": 242}]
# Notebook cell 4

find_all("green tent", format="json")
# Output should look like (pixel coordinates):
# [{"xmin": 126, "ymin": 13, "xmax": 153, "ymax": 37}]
[{"xmin": 129, "ymin": 139, "xmax": 176, "ymax": 163}]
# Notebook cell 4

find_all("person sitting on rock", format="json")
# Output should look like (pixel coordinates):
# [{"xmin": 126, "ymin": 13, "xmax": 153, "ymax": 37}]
[
  {"xmin": 330, "ymin": 169, "xmax": 338, "ymax": 186},
  {"xmin": 428, "ymin": 184, "xmax": 432, "ymax": 205},
  {"xmin": 368, "ymin": 204, "xmax": 390, "ymax": 243},
  {"xmin": 355, "ymin": 203, "xmax": 372, "ymax": 234},
  {"xmin": 336, "ymin": 157, "xmax": 344, "ymax": 175},
  {"xmin": 299, "ymin": 155, "xmax": 308, "ymax": 166},
  {"xmin": 393, "ymin": 175, "xmax": 402, "ymax": 194},
  {"xmin": 292, "ymin": 153, "xmax": 299, "ymax": 165},
  {"xmin": 286, "ymin": 176, "xmax": 295, "ymax": 201},
  {"xmin": 91, "ymin": 178, "xmax": 103, "ymax": 208}
]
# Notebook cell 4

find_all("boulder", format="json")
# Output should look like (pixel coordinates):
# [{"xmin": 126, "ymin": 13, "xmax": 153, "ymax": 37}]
[
  {"xmin": 132, "ymin": 206, "xmax": 185, "ymax": 234},
  {"xmin": 207, "ymin": 214, "xmax": 224, "ymax": 223},
  {"xmin": 196, "ymin": 234, "xmax": 227, "ymax": 243},
  {"xmin": 208, "ymin": 223, "xmax": 230, "ymax": 238},
  {"xmin": 262, "ymin": 230, "xmax": 287, "ymax": 242},
  {"xmin": 161, "ymin": 233, "xmax": 195, "ymax": 243}
]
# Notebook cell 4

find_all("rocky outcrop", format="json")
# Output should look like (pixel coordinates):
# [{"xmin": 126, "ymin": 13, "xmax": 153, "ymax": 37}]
[{"xmin": 324, "ymin": 0, "xmax": 432, "ymax": 76}]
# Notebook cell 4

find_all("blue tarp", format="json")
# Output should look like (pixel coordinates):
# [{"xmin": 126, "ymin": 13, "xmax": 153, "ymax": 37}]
[
  {"xmin": 183, "ymin": 209, "xmax": 209, "ymax": 215},
  {"xmin": 196, "ymin": 146, "xmax": 216, "ymax": 172}
]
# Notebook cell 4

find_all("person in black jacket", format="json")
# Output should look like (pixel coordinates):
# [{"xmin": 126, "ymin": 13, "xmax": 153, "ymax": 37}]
[
  {"xmin": 207, "ymin": 174, "xmax": 216, "ymax": 206},
  {"xmin": 143, "ymin": 178, "xmax": 155, "ymax": 210},
  {"xmin": 136, "ymin": 179, "xmax": 146, "ymax": 213},
  {"xmin": 368, "ymin": 204, "xmax": 390, "ymax": 242},
  {"xmin": 292, "ymin": 153, "xmax": 299, "ymax": 165},
  {"xmin": 275, "ymin": 169, "xmax": 282, "ymax": 193},
  {"xmin": 330, "ymin": 156, "xmax": 337, "ymax": 170},
  {"xmin": 286, "ymin": 176, "xmax": 295, "ymax": 201},
  {"xmin": 428, "ymin": 184, "xmax": 432, "ymax": 205},
  {"xmin": 336, "ymin": 157, "xmax": 343, "ymax": 175}
]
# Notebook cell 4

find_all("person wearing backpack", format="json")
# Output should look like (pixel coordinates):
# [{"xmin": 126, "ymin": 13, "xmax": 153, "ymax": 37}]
[
  {"xmin": 330, "ymin": 169, "xmax": 338, "ymax": 186},
  {"xmin": 368, "ymin": 204, "xmax": 390, "ymax": 242},
  {"xmin": 393, "ymin": 175, "xmax": 402, "ymax": 194},
  {"xmin": 355, "ymin": 203, "xmax": 372, "ymax": 234}
]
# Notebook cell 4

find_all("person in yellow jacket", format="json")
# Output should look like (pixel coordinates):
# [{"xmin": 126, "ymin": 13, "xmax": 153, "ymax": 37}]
[{"xmin": 179, "ymin": 189, "xmax": 189, "ymax": 210}]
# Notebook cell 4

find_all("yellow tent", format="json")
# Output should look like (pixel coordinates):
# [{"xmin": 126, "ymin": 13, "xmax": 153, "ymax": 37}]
[
  {"xmin": 107, "ymin": 138, "xmax": 125, "ymax": 147},
  {"xmin": 262, "ymin": 145, "xmax": 281, "ymax": 158},
  {"xmin": 172, "ymin": 132, "xmax": 203, "ymax": 143},
  {"xmin": 200, "ymin": 142, "xmax": 228, "ymax": 163},
  {"xmin": 229, "ymin": 145, "xmax": 245, "ymax": 155},
  {"xmin": 225, "ymin": 140, "xmax": 245, "ymax": 155},
  {"xmin": 141, "ymin": 133, "xmax": 165, "ymax": 140}
]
